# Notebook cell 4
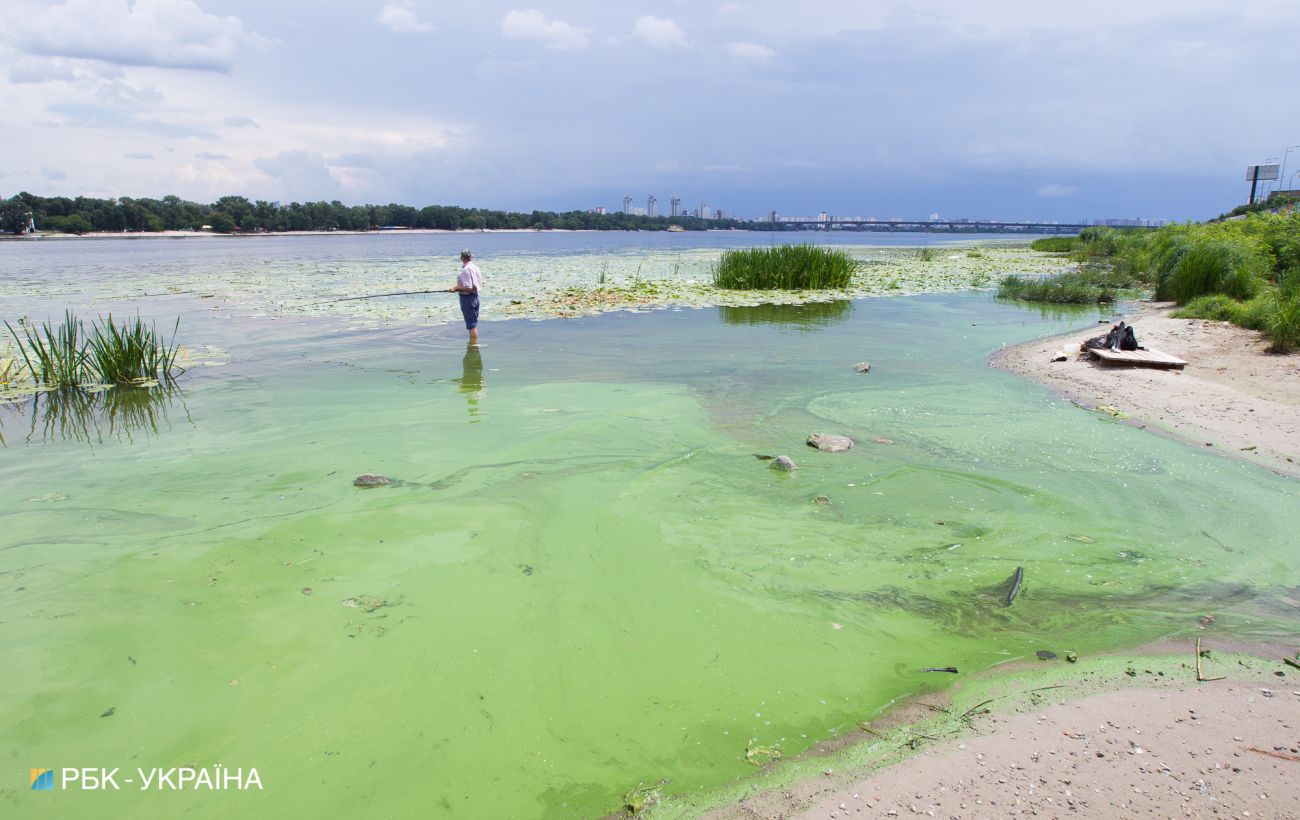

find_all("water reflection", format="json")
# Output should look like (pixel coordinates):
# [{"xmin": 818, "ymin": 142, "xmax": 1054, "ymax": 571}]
[
  {"xmin": 455, "ymin": 344, "xmax": 485, "ymax": 421},
  {"xmin": 996, "ymin": 298, "xmax": 1115, "ymax": 322},
  {"xmin": 717, "ymin": 300, "xmax": 853, "ymax": 331},
  {"xmin": 1, "ymin": 384, "xmax": 191, "ymax": 446}
]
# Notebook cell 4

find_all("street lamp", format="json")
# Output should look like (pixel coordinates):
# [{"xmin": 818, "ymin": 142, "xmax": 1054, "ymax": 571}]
[{"xmin": 1282, "ymin": 145, "xmax": 1300, "ymax": 193}]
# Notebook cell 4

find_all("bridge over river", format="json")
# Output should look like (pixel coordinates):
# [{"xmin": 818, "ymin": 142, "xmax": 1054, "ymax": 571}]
[{"xmin": 781, "ymin": 219, "xmax": 1091, "ymax": 233}]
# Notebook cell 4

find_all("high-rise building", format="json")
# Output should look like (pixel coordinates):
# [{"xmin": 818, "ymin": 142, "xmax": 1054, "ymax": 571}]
[
  {"xmin": 670, "ymin": 196, "xmax": 681, "ymax": 217},
  {"xmin": 647, "ymin": 195, "xmax": 658, "ymax": 218},
  {"xmin": 622, "ymin": 196, "xmax": 633, "ymax": 215},
  {"xmin": 699, "ymin": 203, "xmax": 709, "ymax": 220}
]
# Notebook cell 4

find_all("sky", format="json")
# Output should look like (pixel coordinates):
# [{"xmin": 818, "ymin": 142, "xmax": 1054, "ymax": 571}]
[{"xmin": 1, "ymin": 0, "xmax": 1299, "ymax": 221}]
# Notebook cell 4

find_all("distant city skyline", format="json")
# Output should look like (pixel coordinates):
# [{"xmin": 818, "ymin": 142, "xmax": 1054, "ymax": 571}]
[
  {"xmin": 606, "ymin": 192, "xmax": 1169, "ymax": 225},
  {"xmin": 2, "ymin": 1, "xmax": 1298, "ymax": 221}
]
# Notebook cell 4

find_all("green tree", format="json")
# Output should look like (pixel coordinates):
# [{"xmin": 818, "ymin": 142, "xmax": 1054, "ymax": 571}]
[
  {"xmin": 208, "ymin": 211, "xmax": 237, "ymax": 233},
  {"xmin": 0, "ymin": 198, "xmax": 33, "ymax": 234}
]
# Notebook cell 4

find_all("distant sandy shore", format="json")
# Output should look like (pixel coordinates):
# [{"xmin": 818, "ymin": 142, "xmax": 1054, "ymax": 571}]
[
  {"xmin": 993, "ymin": 301, "xmax": 1300, "ymax": 480},
  {"xmin": 1, "ymin": 228, "xmax": 585, "ymax": 240}
]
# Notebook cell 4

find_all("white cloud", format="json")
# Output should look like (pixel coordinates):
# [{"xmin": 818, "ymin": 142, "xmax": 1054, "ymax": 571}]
[
  {"xmin": 12, "ymin": 0, "xmax": 263, "ymax": 73},
  {"xmin": 501, "ymin": 10, "xmax": 588, "ymax": 50},
  {"xmin": 125, "ymin": 152, "xmax": 153, "ymax": 160},
  {"xmin": 378, "ymin": 5, "xmax": 435, "ymax": 33},
  {"xmin": 42, "ymin": 167, "xmax": 67, "ymax": 180},
  {"xmin": 1038, "ymin": 183, "xmax": 1080, "ymax": 197},
  {"xmin": 253, "ymin": 150, "xmax": 342, "ymax": 198},
  {"xmin": 725, "ymin": 42, "xmax": 774, "ymax": 60},
  {"xmin": 632, "ymin": 16, "xmax": 688, "ymax": 49},
  {"xmin": 223, "ymin": 115, "xmax": 259, "ymax": 128}
]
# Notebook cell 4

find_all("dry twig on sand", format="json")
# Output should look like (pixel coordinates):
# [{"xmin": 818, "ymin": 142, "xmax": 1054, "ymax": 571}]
[
  {"xmin": 1243, "ymin": 746, "xmax": 1300, "ymax": 763},
  {"xmin": 1195, "ymin": 638, "xmax": 1226, "ymax": 682}
]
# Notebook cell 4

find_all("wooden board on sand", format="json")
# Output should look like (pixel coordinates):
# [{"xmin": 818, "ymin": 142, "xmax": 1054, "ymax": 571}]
[{"xmin": 1088, "ymin": 347, "xmax": 1188, "ymax": 369}]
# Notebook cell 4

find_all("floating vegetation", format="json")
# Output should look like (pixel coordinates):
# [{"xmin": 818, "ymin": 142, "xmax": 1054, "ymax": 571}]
[
  {"xmin": 1, "ymin": 342, "xmax": 25, "ymax": 385},
  {"xmin": 744, "ymin": 741, "xmax": 782, "ymax": 766},
  {"xmin": 712, "ymin": 244, "xmax": 855, "ymax": 290},
  {"xmin": 5, "ymin": 311, "xmax": 185, "ymax": 388},
  {"xmin": 620, "ymin": 782, "xmax": 663, "ymax": 816}
]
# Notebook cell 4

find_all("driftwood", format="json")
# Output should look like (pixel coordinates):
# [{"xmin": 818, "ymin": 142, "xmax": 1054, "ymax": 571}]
[
  {"xmin": 1196, "ymin": 638, "xmax": 1226, "ymax": 682},
  {"xmin": 1005, "ymin": 566, "xmax": 1024, "ymax": 606},
  {"xmin": 1283, "ymin": 656, "xmax": 1300, "ymax": 671},
  {"xmin": 304, "ymin": 289, "xmax": 450, "ymax": 307}
]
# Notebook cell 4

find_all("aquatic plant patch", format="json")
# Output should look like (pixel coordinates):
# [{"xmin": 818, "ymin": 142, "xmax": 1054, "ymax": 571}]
[{"xmin": 712, "ymin": 244, "xmax": 856, "ymax": 290}]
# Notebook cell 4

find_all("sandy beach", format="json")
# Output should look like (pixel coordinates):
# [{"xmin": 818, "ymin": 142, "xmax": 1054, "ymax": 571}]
[{"xmin": 993, "ymin": 301, "xmax": 1300, "ymax": 480}]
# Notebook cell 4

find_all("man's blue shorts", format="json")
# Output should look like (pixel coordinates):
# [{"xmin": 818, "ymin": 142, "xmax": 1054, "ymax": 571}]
[{"xmin": 458, "ymin": 293, "xmax": 480, "ymax": 329}]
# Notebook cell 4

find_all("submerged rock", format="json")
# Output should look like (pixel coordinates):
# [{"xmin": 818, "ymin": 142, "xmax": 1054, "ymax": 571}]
[
  {"xmin": 353, "ymin": 474, "xmax": 390, "ymax": 487},
  {"xmin": 807, "ymin": 433, "xmax": 854, "ymax": 453},
  {"xmin": 854, "ymin": 362, "xmax": 871, "ymax": 373},
  {"xmin": 770, "ymin": 455, "xmax": 798, "ymax": 472},
  {"xmin": 1036, "ymin": 650, "xmax": 1058, "ymax": 660},
  {"xmin": 813, "ymin": 495, "xmax": 832, "ymax": 505}
]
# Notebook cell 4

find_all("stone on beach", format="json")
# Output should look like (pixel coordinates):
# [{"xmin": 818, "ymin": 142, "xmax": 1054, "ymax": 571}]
[
  {"xmin": 770, "ymin": 455, "xmax": 798, "ymax": 472},
  {"xmin": 353, "ymin": 474, "xmax": 390, "ymax": 487},
  {"xmin": 807, "ymin": 433, "xmax": 854, "ymax": 452}
]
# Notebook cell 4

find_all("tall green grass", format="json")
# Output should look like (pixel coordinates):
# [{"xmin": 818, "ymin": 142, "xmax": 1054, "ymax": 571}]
[
  {"xmin": 5, "ymin": 310, "xmax": 90, "ymax": 386},
  {"xmin": 998, "ymin": 273, "xmax": 1120, "ymax": 304},
  {"xmin": 712, "ymin": 245, "xmax": 855, "ymax": 290},
  {"xmin": 88, "ymin": 314, "xmax": 184, "ymax": 384},
  {"xmin": 5, "ymin": 311, "xmax": 185, "ymax": 387},
  {"xmin": 1154, "ymin": 239, "xmax": 1264, "ymax": 303},
  {"xmin": 1030, "ymin": 236, "xmax": 1079, "ymax": 253}
]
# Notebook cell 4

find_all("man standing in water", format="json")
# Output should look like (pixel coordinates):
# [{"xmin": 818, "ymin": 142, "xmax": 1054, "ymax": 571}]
[{"xmin": 448, "ymin": 249, "xmax": 482, "ymax": 343}]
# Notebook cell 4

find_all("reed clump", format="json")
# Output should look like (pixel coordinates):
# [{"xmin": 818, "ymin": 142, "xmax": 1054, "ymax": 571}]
[
  {"xmin": 5, "ymin": 311, "xmax": 185, "ymax": 388},
  {"xmin": 712, "ymin": 244, "xmax": 855, "ymax": 290},
  {"xmin": 1030, "ymin": 236, "xmax": 1079, "ymax": 253}
]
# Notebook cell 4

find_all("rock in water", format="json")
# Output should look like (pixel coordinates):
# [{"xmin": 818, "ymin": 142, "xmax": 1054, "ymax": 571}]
[
  {"xmin": 854, "ymin": 362, "xmax": 871, "ymax": 373},
  {"xmin": 353, "ymin": 474, "xmax": 390, "ymax": 488},
  {"xmin": 1036, "ymin": 650, "xmax": 1058, "ymax": 660},
  {"xmin": 813, "ymin": 495, "xmax": 832, "ymax": 505},
  {"xmin": 807, "ymin": 433, "xmax": 854, "ymax": 453},
  {"xmin": 770, "ymin": 455, "xmax": 798, "ymax": 472}
]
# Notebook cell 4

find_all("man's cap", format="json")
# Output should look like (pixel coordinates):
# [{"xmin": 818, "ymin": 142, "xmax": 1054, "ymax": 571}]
[{"xmin": 460, "ymin": 249, "xmax": 473, "ymax": 259}]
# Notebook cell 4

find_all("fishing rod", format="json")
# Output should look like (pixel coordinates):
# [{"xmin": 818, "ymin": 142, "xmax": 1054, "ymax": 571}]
[{"xmin": 302, "ymin": 289, "xmax": 455, "ymax": 307}]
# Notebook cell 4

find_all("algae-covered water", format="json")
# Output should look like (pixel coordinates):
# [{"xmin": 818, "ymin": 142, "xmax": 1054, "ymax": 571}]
[{"xmin": 2, "ymin": 235, "xmax": 1297, "ymax": 818}]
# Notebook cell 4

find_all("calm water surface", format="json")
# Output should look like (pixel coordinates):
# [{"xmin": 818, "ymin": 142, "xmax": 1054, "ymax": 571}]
[{"xmin": 1, "ymin": 235, "xmax": 1296, "ymax": 818}]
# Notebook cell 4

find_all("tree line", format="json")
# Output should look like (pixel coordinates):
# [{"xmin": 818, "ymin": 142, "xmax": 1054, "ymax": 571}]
[{"xmin": 0, "ymin": 192, "xmax": 788, "ymax": 235}]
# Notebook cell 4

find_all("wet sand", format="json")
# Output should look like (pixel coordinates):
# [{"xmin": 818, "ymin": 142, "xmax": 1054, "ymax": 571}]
[
  {"xmin": 791, "ymin": 675, "xmax": 1300, "ymax": 819},
  {"xmin": 993, "ymin": 301, "xmax": 1300, "ymax": 479},
  {"xmin": 706, "ymin": 646, "xmax": 1300, "ymax": 820}
]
